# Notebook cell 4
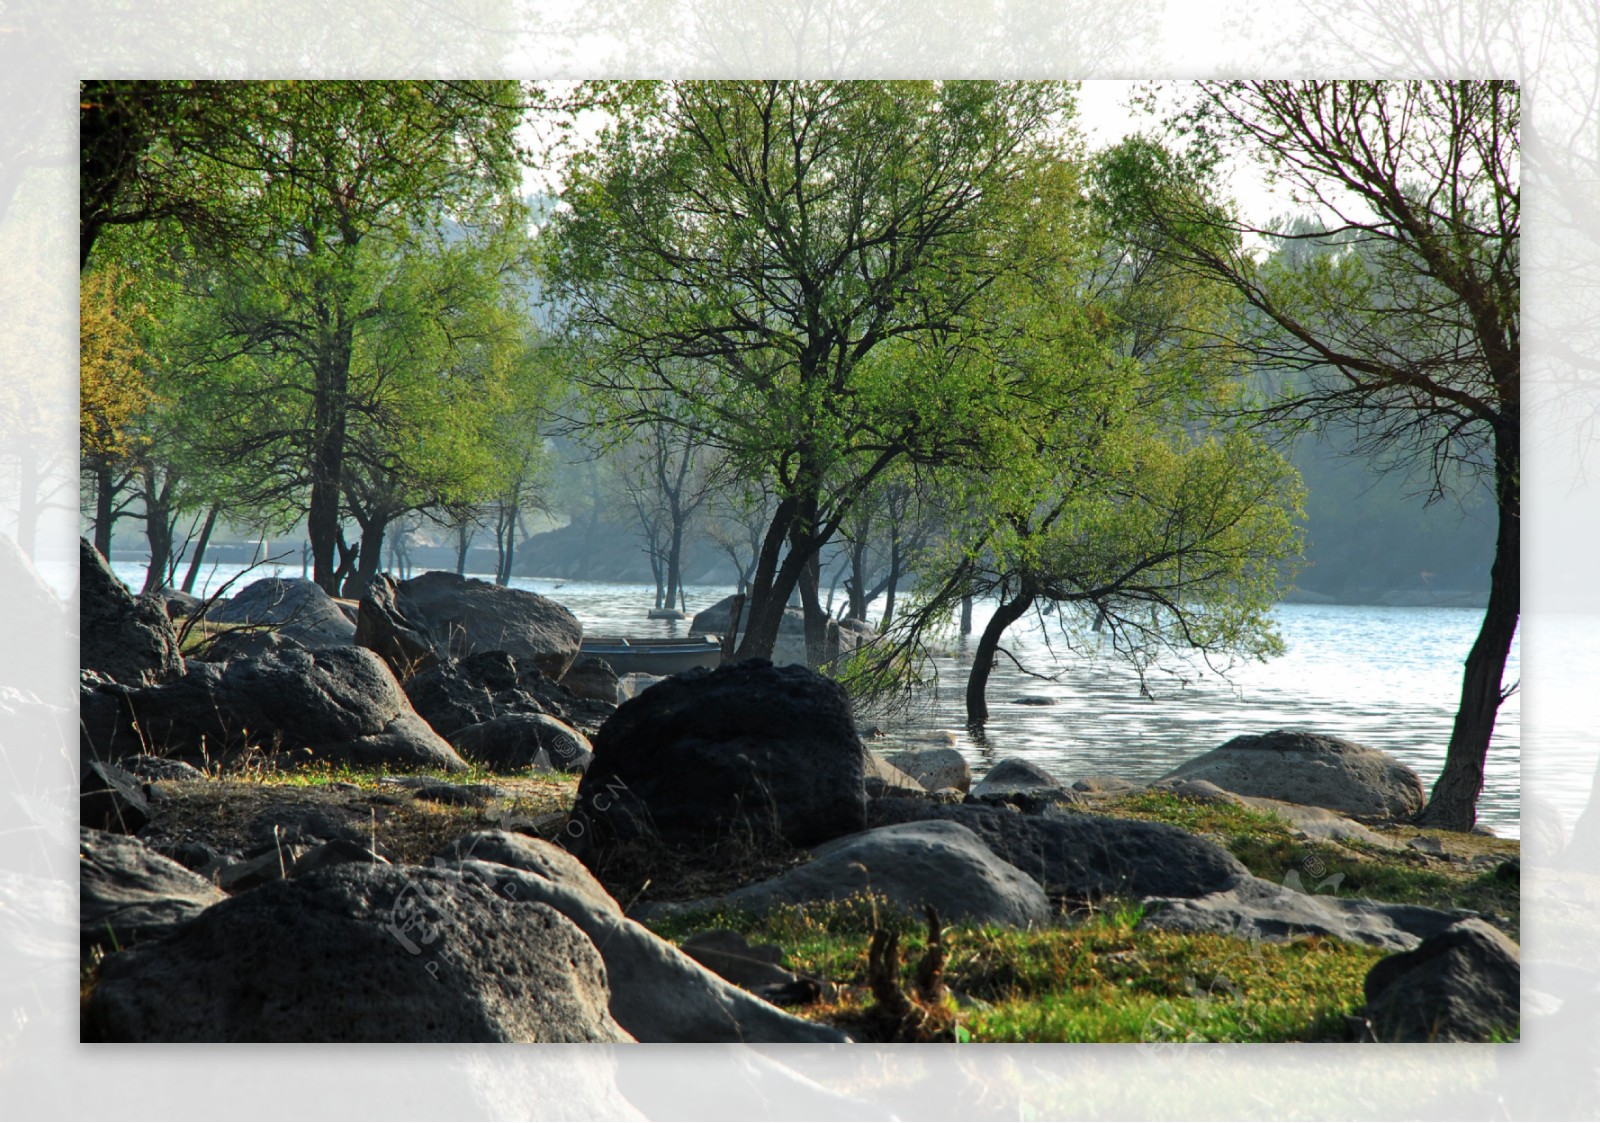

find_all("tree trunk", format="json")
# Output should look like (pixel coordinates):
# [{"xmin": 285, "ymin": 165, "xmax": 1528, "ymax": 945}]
[
  {"xmin": 666, "ymin": 518, "xmax": 684, "ymax": 612},
  {"xmin": 455, "ymin": 522, "xmax": 471, "ymax": 576},
  {"xmin": 882, "ymin": 528, "xmax": 902, "ymax": 628},
  {"xmin": 966, "ymin": 586, "xmax": 1035, "ymax": 729},
  {"xmin": 960, "ymin": 594, "xmax": 973, "ymax": 635},
  {"xmin": 1414, "ymin": 424, "xmax": 1520, "ymax": 830},
  {"xmin": 343, "ymin": 517, "xmax": 386, "ymax": 600},
  {"xmin": 139, "ymin": 466, "xmax": 176, "ymax": 594},
  {"xmin": 798, "ymin": 550, "xmax": 828, "ymax": 667},
  {"xmin": 92, "ymin": 459, "xmax": 120, "ymax": 559},
  {"xmin": 734, "ymin": 497, "xmax": 799, "ymax": 660},
  {"xmin": 180, "ymin": 503, "xmax": 220, "ymax": 593},
  {"xmin": 308, "ymin": 327, "xmax": 353, "ymax": 595}
]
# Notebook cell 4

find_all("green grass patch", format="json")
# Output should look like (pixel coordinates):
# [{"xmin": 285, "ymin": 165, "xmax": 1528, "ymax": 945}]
[{"xmin": 642, "ymin": 894, "xmax": 1385, "ymax": 1043}]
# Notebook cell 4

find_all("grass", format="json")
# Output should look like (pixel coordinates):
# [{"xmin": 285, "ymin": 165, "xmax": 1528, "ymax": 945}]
[
  {"xmin": 1093, "ymin": 789, "xmax": 1521, "ymax": 939},
  {"xmin": 642, "ymin": 894, "xmax": 1387, "ymax": 1043}
]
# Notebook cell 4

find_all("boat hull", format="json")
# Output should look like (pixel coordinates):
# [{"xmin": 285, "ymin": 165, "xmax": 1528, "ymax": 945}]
[{"xmin": 578, "ymin": 636, "xmax": 723, "ymax": 677}]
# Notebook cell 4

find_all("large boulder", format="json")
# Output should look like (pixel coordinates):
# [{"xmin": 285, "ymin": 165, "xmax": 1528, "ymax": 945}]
[
  {"xmin": 1156, "ymin": 730, "xmax": 1427, "ymax": 820},
  {"xmin": 882, "ymin": 747, "xmax": 971, "ymax": 793},
  {"xmin": 1138, "ymin": 874, "xmax": 1464, "ymax": 952},
  {"xmin": 572, "ymin": 660, "xmax": 868, "ymax": 855},
  {"xmin": 206, "ymin": 576, "xmax": 357, "ymax": 648},
  {"xmin": 868, "ymin": 799, "xmax": 1248, "ymax": 901},
  {"xmin": 86, "ymin": 864, "xmax": 630, "ymax": 1042},
  {"xmin": 78, "ymin": 538, "xmax": 183, "ymax": 686},
  {"xmin": 81, "ymin": 645, "xmax": 469, "ymax": 773},
  {"xmin": 356, "ymin": 570, "xmax": 582, "ymax": 681},
  {"xmin": 437, "ymin": 831, "xmax": 846, "ymax": 1043},
  {"xmin": 970, "ymin": 758, "xmax": 1074, "ymax": 805},
  {"xmin": 689, "ymin": 595, "xmax": 873, "ymax": 668},
  {"xmin": 79, "ymin": 829, "xmax": 226, "ymax": 954},
  {"xmin": 402, "ymin": 650, "xmax": 612, "ymax": 737},
  {"xmin": 1362, "ymin": 918, "xmax": 1520, "ymax": 1041},
  {"xmin": 639, "ymin": 820, "xmax": 1050, "ymax": 929},
  {"xmin": 450, "ymin": 713, "xmax": 594, "ymax": 774}
]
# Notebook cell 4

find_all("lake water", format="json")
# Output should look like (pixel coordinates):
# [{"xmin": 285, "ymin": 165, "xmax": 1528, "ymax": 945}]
[{"xmin": 122, "ymin": 559, "xmax": 1533, "ymax": 838}]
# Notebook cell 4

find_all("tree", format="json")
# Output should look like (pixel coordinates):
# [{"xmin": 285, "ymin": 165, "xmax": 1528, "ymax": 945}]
[
  {"xmin": 543, "ymin": 80, "xmax": 1080, "ymax": 662},
  {"xmin": 126, "ymin": 80, "xmax": 530, "ymax": 594},
  {"xmin": 1101, "ymin": 80, "xmax": 1518, "ymax": 829},
  {"xmin": 79, "ymin": 262, "xmax": 154, "ymax": 556}
]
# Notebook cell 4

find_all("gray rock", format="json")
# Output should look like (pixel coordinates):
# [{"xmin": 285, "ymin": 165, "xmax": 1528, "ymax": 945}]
[
  {"xmin": 971, "ymin": 757, "xmax": 1073, "ymax": 804},
  {"xmin": 1150, "ymin": 777, "xmax": 1246, "ymax": 805},
  {"xmin": 864, "ymin": 752, "xmax": 927, "ymax": 798},
  {"xmin": 81, "ymin": 646, "xmax": 468, "ymax": 773},
  {"xmin": 1363, "ymin": 918, "xmax": 1520, "ymax": 1041},
  {"xmin": 78, "ymin": 538, "xmax": 184, "ymax": 686},
  {"xmin": 451, "ymin": 713, "xmax": 593, "ymax": 774},
  {"xmin": 358, "ymin": 570, "xmax": 584, "ymax": 681},
  {"xmin": 119, "ymin": 755, "xmax": 209, "ymax": 783},
  {"xmin": 86, "ymin": 864, "xmax": 630, "ymax": 1042},
  {"xmin": 207, "ymin": 577, "xmax": 357, "ymax": 647},
  {"xmin": 437, "ymin": 831, "xmax": 846, "ymax": 1043},
  {"xmin": 79, "ymin": 829, "xmax": 226, "ymax": 954},
  {"xmin": 679, "ymin": 930, "xmax": 820, "ymax": 1005},
  {"xmin": 81, "ymin": 759, "xmax": 151, "ymax": 834},
  {"xmin": 288, "ymin": 838, "xmax": 391, "ymax": 878},
  {"xmin": 617, "ymin": 672, "xmax": 665, "ymax": 701},
  {"xmin": 352, "ymin": 573, "xmax": 438, "ymax": 677},
  {"xmin": 1236, "ymin": 796, "xmax": 1404, "ymax": 850},
  {"xmin": 195, "ymin": 629, "xmax": 308, "ymax": 664},
  {"xmin": 562, "ymin": 657, "xmax": 621, "ymax": 703},
  {"xmin": 689, "ymin": 595, "xmax": 873, "ymax": 669},
  {"xmin": 883, "ymin": 747, "xmax": 971, "ymax": 793},
  {"xmin": 867, "ymin": 798, "xmax": 1249, "ymax": 901},
  {"xmin": 1071, "ymin": 774, "xmax": 1141, "ymax": 794},
  {"xmin": 1138, "ymin": 874, "xmax": 1464, "ymax": 951},
  {"xmin": 1157, "ymin": 730, "xmax": 1427, "ymax": 820},
  {"xmin": 645, "ymin": 820, "xmax": 1051, "ymax": 929},
  {"xmin": 157, "ymin": 587, "xmax": 205, "ymax": 621},
  {"xmin": 573, "ymin": 660, "xmax": 867, "ymax": 854}
]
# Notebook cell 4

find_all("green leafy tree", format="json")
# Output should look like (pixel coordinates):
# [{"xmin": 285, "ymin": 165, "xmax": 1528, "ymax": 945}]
[
  {"xmin": 1100, "ymin": 80, "xmax": 1518, "ymax": 829},
  {"xmin": 542, "ymin": 79, "xmax": 1081, "ymax": 662}
]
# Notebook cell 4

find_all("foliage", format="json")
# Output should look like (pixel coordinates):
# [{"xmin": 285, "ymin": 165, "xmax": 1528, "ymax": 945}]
[
  {"xmin": 79, "ymin": 264, "xmax": 154, "ymax": 460},
  {"xmin": 1098, "ymin": 80, "xmax": 1520, "ymax": 829}
]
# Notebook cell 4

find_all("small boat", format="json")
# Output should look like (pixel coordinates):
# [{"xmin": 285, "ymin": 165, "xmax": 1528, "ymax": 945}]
[{"xmin": 579, "ymin": 634, "xmax": 724, "ymax": 677}]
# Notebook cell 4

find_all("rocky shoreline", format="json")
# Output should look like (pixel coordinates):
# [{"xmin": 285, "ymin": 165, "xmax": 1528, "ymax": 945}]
[{"xmin": 77, "ymin": 540, "xmax": 1520, "ymax": 1043}]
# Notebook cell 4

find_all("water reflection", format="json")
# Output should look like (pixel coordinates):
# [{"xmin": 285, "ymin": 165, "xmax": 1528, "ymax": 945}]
[{"xmin": 118, "ymin": 562, "xmax": 1524, "ymax": 838}]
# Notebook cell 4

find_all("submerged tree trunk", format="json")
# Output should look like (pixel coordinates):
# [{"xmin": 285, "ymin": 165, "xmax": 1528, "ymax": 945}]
[
  {"xmin": 180, "ymin": 503, "xmax": 221, "ymax": 594},
  {"xmin": 959, "ymin": 594, "xmax": 973, "ymax": 636},
  {"xmin": 965, "ymin": 585, "xmax": 1035, "ymax": 729},
  {"xmin": 1414, "ymin": 424, "xmax": 1520, "ymax": 830}
]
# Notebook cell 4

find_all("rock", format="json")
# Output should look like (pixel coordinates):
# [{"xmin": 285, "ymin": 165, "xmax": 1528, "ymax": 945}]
[
  {"xmin": 206, "ymin": 576, "xmax": 357, "ymax": 647},
  {"xmin": 1235, "ymin": 796, "xmax": 1404, "ymax": 850},
  {"xmin": 81, "ymin": 646, "xmax": 468, "ymax": 773},
  {"xmin": 1150, "ymin": 777, "xmax": 1247, "ymax": 806},
  {"xmin": 1071, "ymin": 774, "xmax": 1141, "ymax": 794},
  {"xmin": 78, "ymin": 538, "xmax": 184, "ymax": 686},
  {"xmin": 679, "ymin": 930, "xmax": 821, "ymax": 1005},
  {"xmin": 1010, "ymin": 695, "xmax": 1056, "ymax": 706},
  {"xmin": 450, "ymin": 713, "xmax": 594, "ymax": 774},
  {"xmin": 562, "ymin": 657, "xmax": 621, "ymax": 703},
  {"xmin": 617, "ymin": 672, "xmax": 665, "ymax": 701},
  {"xmin": 357, "ymin": 570, "xmax": 583, "ymax": 681},
  {"xmin": 402, "ymin": 650, "xmax": 612, "ymax": 737},
  {"xmin": 88, "ymin": 864, "xmax": 630, "ymax": 1043},
  {"xmin": 410, "ymin": 782, "xmax": 499, "ymax": 808},
  {"xmin": 119, "ymin": 755, "xmax": 209, "ymax": 783},
  {"xmin": 194, "ymin": 629, "xmax": 308, "ymax": 664},
  {"xmin": 437, "ymin": 831, "xmax": 846, "ymax": 1043},
  {"xmin": 157, "ymin": 587, "xmax": 205, "ymax": 621},
  {"xmin": 79, "ymin": 829, "xmax": 226, "ymax": 954},
  {"xmin": 1138, "ymin": 874, "xmax": 1464, "ymax": 951},
  {"xmin": 572, "ymin": 660, "xmax": 868, "ymax": 854},
  {"xmin": 1362, "ymin": 918, "xmax": 1520, "ymax": 1041},
  {"xmin": 81, "ymin": 759, "xmax": 152, "ymax": 834},
  {"xmin": 212, "ymin": 846, "xmax": 310, "ymax": 892},
  {"xmin": 864, "ymin": 752, "xmax": 927, "ymax": 798},
  {"xmin": 689, "ymin": 595, "xmax": 873, "ymax": 668},
  {"xmin": 288, "ymin": 839, "xmax": 391, "ymax": 878},
  {"xmin": 882, "ymin": 747, "xmax": 971, "ymax": 793},
  {"xmin": 642, "ymin": 820, "xmax": 1050, "ymax": 928},
  {"xmin": 970, "ymin": 757, "xmax": 1074, "ymax": 805},
  {"xmin": 868, "ymin": 798, "xmax": 1249, "ymax": 901},
  {"xmin": 1157, "ymin": 730, "xmax": 1427, "ymax": 820}
]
